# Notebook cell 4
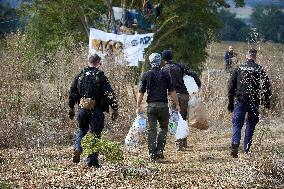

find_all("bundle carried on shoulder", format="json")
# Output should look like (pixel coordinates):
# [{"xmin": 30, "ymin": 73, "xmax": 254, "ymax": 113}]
[{"xmin": 188, "ymin": 95, "xmax": 209, "ymax": 130}]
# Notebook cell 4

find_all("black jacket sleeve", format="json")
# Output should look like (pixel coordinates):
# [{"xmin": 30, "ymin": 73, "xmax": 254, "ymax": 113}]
[
  {"xmin": 99, "ymin": 72, "xmax": 118, "ymax": 111},
  {"xmin": 228, "ymin": 67, "xmax": 238, "ymax": 101},
  {"xmin": 259, "ymin": 67, "xmax": 272, "ymax": 104},
  {"xmin": 68, "ymin": 73, "xmax": 81, "ymax": 109},
  {"xmin": 182, "ymin": 64, "xmax": 202, "ymax": 88},
  {"xmin": 139, "ymin": 72, "xmax": 148, "ymax": 94}
]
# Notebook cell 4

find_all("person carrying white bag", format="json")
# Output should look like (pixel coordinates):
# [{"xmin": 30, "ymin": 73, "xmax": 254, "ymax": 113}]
[
  {"xmin": 136, "ymin": 53, "xmax": 180, "ymax": 161},
  {"xmin": 161, "ymin": 50, "xmax": 201, "ymax": 151}
]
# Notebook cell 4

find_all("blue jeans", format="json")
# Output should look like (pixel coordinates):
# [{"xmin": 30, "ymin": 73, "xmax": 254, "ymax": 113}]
[
  {"xmin": 232, "ymin": 101, "xmax": 259, "ymax": 152},
  {"xmin": 75, "ymin": 108, "xmax": 104, "ymax": 165}
]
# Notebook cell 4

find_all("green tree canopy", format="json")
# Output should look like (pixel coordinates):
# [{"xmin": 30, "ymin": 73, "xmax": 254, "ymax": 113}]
[
  {"xmin": 251, "ymin": 5, "xmax": 284, "ymax": 43},
  {"xmin": 19, "ymin": 0, "xmax": 245, "ymax": 72},
  {"xmin": 217, "ymin": 9, "xmax": 250, "ymax": 42}
]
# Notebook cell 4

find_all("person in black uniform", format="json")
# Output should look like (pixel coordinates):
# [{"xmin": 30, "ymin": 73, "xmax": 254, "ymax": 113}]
[
  {"xmin": 161, "ymin": 49, "xmax": 201, "ymax": 151},
  {"xmin": 136, "ymin": 53, "xmax": 180, "ymax": 161},
  {"xmin": 68, "ymin": 54, "xmax": 118, "ymax": 167},
  {"xmin": 228, "ymin": 48, "xmax": 272, "ymax": 158}
]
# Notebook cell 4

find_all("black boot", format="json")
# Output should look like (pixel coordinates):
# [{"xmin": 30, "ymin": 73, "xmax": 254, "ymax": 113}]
[
  {"xmin": 73, "ymin": 149, "xmax": 81, "ymax": 163},
  {"xmin": 176, "ymin": 139, "xmax": 184, "ymax": 151},
  {"xmin": 183, "ymin": 138, "xmax": 188, "ymax": 148},
  {"xmin": 231, "ymin": 144, "xmax": 239, "ymax": 158},
  {"xmin": 87, "ymin": 152, "xmax": 100, "ymax": 168}
]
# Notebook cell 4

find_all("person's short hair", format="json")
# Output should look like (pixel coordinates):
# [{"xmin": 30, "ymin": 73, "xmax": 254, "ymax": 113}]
[
  {"xmin": 161, "ymin": 49, "xmax": 172, "ymax": 61},
  {"xmin": 89, "ymin": 54, "xmax": 101, "ymax": 64},
  {"xmin": 248, "ymin": 48, "xmax": 257, "ymax": 55}
]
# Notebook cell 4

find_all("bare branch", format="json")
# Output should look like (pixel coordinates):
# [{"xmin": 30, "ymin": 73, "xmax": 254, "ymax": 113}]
[
  {"xmin": 76, "ymin": 8, "xmax": 89, "ymax": 37},
  {"xmin": 149, "ymin": 22, "xmax": 187, "ymax": 52},
  {"xmin": 156, "ymin": 15, "xmax": 179, "ymax": 33}
]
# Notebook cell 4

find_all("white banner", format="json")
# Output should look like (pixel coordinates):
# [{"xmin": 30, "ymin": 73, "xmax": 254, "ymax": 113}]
[{"xmin": 89, "ymin": 28, "xmax": 154, "ymax": 66}]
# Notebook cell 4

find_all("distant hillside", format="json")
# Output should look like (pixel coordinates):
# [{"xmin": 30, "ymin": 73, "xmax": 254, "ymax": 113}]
[{"xmin": 247, "ymin": 0, "xmax": 284, "ymax": 8}]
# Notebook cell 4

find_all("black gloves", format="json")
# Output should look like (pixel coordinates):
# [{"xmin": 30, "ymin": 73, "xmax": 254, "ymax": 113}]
[
  {"xmin": 228, "ymin": 98, "xmax": 234, "ymax": 112},
  {"xmin": 111, "ymin": 111, "xmax": 118, "ymax": 121},
  {"xmin": 69, "ymin": 108, "xmax": 75, "ymax": 120}
]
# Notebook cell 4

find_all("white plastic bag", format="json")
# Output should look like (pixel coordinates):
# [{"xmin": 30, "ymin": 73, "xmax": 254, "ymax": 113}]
[
  {"xmin": 134, "ymin": 113, "xmax": 147, "ymax": 133},
  {"xmin": 183, "ymin": 75, "xmax": 199, "ymax": 95},
  {"xmin": 125, "ymin": 113, "xmax": 147, "ymax": 148},
  {"xmin": 175, "ymin": 112, "xmax": 189, "ymax": 140},
  {"xmin": 188, "ymin": 94, "xmax": 199, "ymax": 108},
  {"xmin": 169, "ymin": 111, "xmax": 179, "ymax": 135}
]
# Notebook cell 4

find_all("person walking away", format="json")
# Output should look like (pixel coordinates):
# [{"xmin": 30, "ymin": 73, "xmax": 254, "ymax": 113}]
[
  {"xmin": 68, "ymin": 54, "xmax": 119, "ymax": 167},
  {"xmin": 228, "ymin": 48, "xmax": 272, "ymax": 158},
  {"xmin": 136, "ymin": 53, "xmax": 181, "ymax": 161},
  {"xmin": 161, "ymin": 49, "xmax": 201, "ymax": 151},
  {"xmin": 224, "ymin": 46, "xmax": 238, "ymax": 73}
]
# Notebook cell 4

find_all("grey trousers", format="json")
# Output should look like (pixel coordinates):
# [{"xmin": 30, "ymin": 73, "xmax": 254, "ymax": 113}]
[{"xmin": 169, "ymin": 93, "xmax": 190, "ymax": 149}]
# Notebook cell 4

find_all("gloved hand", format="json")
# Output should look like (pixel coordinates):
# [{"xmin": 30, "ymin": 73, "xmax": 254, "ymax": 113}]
[
  {"xmin": 69, "ymin": 108, "xmax": 75, "ymax": 120},
  {"xmin": 111, "ymin": 110, "xmax": 118, "ymax": 121},
  {"xmin": 228, "ymin": 99, "xmax": 234, "ymax": 112}
]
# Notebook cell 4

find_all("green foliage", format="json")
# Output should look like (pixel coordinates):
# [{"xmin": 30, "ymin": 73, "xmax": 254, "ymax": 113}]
[
  {"xmin": 81, "ymin": 133, "xmax": 124, "ymax": 162},
  {"xmin": 217, "ymin": 9, "xmax": 250, "ymax": 41},
  {"xmin": 0, "ymin": 181, "xmax": 11, "ymax": 189},
  {"xmin": 20, "ymin": 0, "xmax": 108, "ymax": 54},
  {"xmin": 19, "ymin": 0, "xmax": 245, "ymax": 73},
  {"xmin": 251, "ymin": 6, "xmax": 284, "ymax": 43},
  {"xmin": 143, "ymin": 0, "xmax": 245, "ymax": 73}
]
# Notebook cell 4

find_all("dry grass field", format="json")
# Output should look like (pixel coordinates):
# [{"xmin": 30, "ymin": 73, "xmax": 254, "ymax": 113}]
[{"xmin": 0, "ymin": 36, "xmax": 283, "ymax": 188}]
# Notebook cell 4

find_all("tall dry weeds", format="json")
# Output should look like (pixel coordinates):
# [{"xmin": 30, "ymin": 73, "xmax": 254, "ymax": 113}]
[{"xmin": 0, "ymin": 33, "xmax": 136, "ymax": 148}]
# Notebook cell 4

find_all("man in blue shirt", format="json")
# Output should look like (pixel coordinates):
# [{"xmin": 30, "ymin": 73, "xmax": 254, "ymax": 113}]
[{"xmin": 136, "ymin": 53, "xmax": 180, "ymax": 161}]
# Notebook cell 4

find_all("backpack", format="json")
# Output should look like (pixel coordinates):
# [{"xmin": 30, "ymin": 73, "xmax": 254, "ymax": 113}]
[{"xmin": 77, "ymin": 68, "xmax": 102, "ymax": 99}]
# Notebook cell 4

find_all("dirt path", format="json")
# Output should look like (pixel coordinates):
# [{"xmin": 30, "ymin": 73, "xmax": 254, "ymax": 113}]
[{"xmin": 1, "ymin": 118, "xmax": 284, "ymax": 188}]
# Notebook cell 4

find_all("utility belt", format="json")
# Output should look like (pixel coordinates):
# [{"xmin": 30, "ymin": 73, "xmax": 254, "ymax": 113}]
[{"xmin": 79, "ymin": 97, "xmax": 97, "ymax": 110}]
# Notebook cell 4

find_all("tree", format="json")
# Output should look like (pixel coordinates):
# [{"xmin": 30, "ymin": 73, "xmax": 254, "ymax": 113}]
[
  {"xmin": 20, "ymin": 0, "xmax": 245, "ymax": 72},
  {"xmin": 143, "ymin": 0, "xmax": 245, "ymax": 72},
  {"xmin": 251, "ymin": 6, "xmax": 284, "ymax": 43},
  {"xmin": 19, "ymin": 0, "xmax": 109, "ymax": 53},
  {"xmin": 217, "ymin": 9, "xmax": 250, "ymax": 42}
]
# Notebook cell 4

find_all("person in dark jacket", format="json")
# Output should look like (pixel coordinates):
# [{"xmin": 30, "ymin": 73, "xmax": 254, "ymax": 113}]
[
  {"xmin": 136, "ymin": 53, "xmax": 180, "ymax": 161},
  {"xmin": 228, "ymin": 48, "xmax": 272, "ymax": 158},
  {"xmin": 224, "ymin": 46, "xmax": 238, "ymax": 73},
  {"xmin": 161, "ymin": 49, "xmax": 201, "ymax": 151},
  {"xmin": 68, "ymin": 54, "xmax": 119, "ymax": 167}
]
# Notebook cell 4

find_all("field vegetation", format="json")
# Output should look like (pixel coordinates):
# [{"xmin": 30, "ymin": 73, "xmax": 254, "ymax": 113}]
[{"xmin": 0, "ymin": 35, "xmax": 283, "ymax": 188}]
